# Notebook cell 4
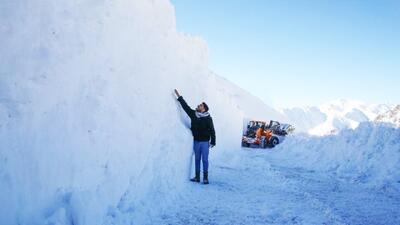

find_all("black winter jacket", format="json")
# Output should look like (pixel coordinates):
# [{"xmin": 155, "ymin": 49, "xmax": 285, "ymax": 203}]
[{"xmin": 177, "ymin": 96, "xmax": 216, "ymax": 146}]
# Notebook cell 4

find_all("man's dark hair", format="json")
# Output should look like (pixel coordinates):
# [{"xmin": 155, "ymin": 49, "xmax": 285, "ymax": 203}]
[{"xmin": 202, "ymin": 102, "xmax": 209, "ymax": 112}]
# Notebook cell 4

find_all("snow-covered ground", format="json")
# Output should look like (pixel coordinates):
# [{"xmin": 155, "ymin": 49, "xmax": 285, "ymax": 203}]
[
  {"xmin": 1, "ymin": 0, "xmax": 399, "ymax": 224},
  {"xmin": 149, "ymin": 123, "xmax": 400, "ymax": 225},
  {"xmin": 158, "ymin": 148, "xmax": 400, "ymax": 225}
]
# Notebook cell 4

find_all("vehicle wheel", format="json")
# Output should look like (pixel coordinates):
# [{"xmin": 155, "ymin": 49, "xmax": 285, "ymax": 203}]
[{"xmin": 270, "ymin": 136, "xmax": 279, "ymax": 147}]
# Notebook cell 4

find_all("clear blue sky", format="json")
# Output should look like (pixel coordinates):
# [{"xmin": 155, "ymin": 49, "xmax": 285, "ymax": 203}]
[{"xmin": 171, "ymin": 0, "xmax": 400, "ymax": 107}]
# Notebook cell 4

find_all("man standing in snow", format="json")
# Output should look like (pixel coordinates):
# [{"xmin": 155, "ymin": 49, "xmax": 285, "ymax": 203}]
[{"xmin": 174, "ymin": 89, "xmax": 216, "ymax": 185}]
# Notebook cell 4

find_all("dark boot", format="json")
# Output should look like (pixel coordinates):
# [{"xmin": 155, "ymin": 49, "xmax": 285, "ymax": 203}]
[
  {"xmin": 190, "ymin": 171, "xmax": 200, "ymax": 182},
  {"xmin": 203, "ymin": 172, "xmax": 209, "ymax": 184}
]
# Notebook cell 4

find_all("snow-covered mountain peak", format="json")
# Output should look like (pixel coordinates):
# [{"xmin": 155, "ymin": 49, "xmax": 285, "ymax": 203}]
[
  {"xmin": 322, "ymin": 99, "xmax": 365, "ymax": 109},
  {"xmin": 375, "ymin": 105, "xmax": 400, "ymax": 127},
  {"xmin": 319, "ymin": 99, "xmax": 389, "ymax": 118},
  {"xmin": 282, "ymin": 99, "xmax": 393, "ymax": 136}
]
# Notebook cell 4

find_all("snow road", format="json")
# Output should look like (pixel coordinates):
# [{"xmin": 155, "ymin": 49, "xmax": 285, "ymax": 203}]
[{"xmin": 157, "ymin": 149, "xmax": 400, "ymax": 225}]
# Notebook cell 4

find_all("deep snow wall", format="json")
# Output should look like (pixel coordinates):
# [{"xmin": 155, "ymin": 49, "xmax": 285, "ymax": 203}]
[
  {"xmin": 0, "ymin": 1, "xmax": 195, "ymax": 224},
  {"xmin": 0, "ymin": 0, "xmax": 288, "ymax": 224}
]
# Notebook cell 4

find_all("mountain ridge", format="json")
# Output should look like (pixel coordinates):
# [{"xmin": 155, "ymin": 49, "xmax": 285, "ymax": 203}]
[{"xmin": 281, "ymin": 99, "xmax": 394, "ymax": 135}]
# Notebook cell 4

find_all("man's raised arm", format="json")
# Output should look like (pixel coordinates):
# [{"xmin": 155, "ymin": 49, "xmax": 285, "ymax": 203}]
[{"xmin": 174, "ymin": 89, "xmax": 195, "ymax": 119}]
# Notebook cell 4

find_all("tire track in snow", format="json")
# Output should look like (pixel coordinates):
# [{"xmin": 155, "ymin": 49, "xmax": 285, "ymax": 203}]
[{"xmin": 253, "ymin": 153, "xmax": 347, "ymax": 225}]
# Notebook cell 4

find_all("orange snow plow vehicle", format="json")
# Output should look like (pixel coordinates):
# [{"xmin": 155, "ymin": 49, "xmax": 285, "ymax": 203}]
[{"xmin": 242, "ymin": 120, "xmax": 294, "ymax": 148}]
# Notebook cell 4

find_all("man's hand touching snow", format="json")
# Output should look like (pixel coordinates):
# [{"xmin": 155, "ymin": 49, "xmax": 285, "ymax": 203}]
[
  {"xmin": 174, "ymin": 89, "xmax": 181, "ymax": 98},
  {"xmin": 210, "ymin": 144, "xmax": 215, "ymax": 149}
]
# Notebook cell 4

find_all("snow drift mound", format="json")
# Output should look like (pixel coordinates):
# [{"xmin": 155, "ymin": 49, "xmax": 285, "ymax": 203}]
[
  {"xmin": 0, "ymin": 0, "xmax": 284, "ymax": 224},
  {"xmin": 275, "ymin": 123, "xmax": 400, "ymax": 188}
]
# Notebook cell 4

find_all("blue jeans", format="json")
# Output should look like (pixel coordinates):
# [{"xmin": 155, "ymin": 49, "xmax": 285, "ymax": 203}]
[{"xmin": 193, "ymin": 140, "xmax": 209, "ymax": 173}]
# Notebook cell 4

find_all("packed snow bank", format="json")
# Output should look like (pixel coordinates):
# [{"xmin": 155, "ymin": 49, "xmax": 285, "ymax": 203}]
[
  {"xmin": 0, "ymin": 0, "xmax": 285, "ymax": 224},
  {"xmin": 275, "ymin": 123, "xmax": 400, "ymax": 188}
]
